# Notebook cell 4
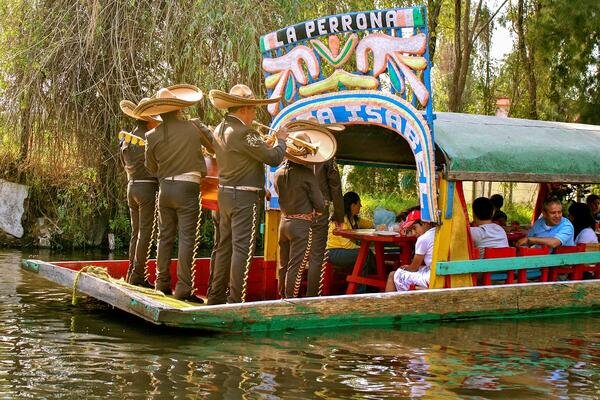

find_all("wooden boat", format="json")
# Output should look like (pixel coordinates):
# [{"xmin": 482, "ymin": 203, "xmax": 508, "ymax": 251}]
[
  {"xmin": 21, "ymin": 5, "xmax": 600, "ymax": 333},
  {"xmin": 19, "ymin": 257, "xmax": 600, "ymax": 333}
]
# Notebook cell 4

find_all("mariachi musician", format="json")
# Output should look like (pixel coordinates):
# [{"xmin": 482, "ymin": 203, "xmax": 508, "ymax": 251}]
[
  {"xmin": 275, "ymin": 118, "xmax": 344, "ymax": 297},
  {"xmin": 118, "ymin": 99, "xmax": 160, "ymax": 287},
  {"xmin": 303, "ymin": 119, "xmax": 345, "ymax": 297},
  {"xmin": 206, "ymin": 84, "xmax": 288, "ymax": 305},
  {"xmin": 275, "ymin": 129, "xmax": 331, "ymax": 298},
  {"xmin": 134, "ymin": 84, "xmax": 213, "ymax": 303}
]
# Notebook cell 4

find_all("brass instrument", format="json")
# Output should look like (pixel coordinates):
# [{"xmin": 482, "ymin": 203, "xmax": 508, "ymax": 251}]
[
  {"xmin": 252, "ymin": 120, "xmax": 337, "ymax": 165},
  {"xmin": 252, "ymin": 120, "xmax": 319, "ymax": 155}
]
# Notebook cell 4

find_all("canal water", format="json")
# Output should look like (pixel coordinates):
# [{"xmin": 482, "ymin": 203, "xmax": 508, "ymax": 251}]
[{"xmin": 1, "ymin": 249, "xmax": 599, "ymax": 399}]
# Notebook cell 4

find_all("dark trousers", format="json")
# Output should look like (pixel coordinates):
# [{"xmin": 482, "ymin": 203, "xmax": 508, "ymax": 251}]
[
  {"xmin": 278, "ymin": 217, "xmax": 312, "ymax": 298},
  {"xmin": 155, "ymin": 180, "xmax": 200, "ymax": 298},
  {"xmin": 306, "ymin": 213, "xmax": 329, "ymax": 297},
  {"xmin": 207, "ymin": 209, "xmax": 220, "ymax": 295},
  {"xmin": 127, "ymin": 181, "xmax": 158, "ymax": 285},
  {"xmin": 207, "ymin": 188, "xmax": 262, "ymax": 305}
]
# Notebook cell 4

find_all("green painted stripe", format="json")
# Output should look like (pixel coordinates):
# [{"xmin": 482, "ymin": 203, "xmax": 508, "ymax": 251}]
[
  {"xmin": 21, "ymin": 259, "xmax": 40, "ymax": 273},
  {"xmin": 164, "ymin": 306, "xmax": 600, "ymax": 333},
  {"xmin": 413, "ymin": 7, "xmax": 424, "ymax": 27},
  {"xmin": 259, "ymin": 37, "xmax": 266, "ymax": 53},
  {"xmin": 313, "ymin": 41, "xmax": 335, "ymax": 65},
  {"xmin": 437, "ymin": 251, "xmax": 600, "ymax": 275},
  {"xmin": 335, "ymin": 37, "xmax": 354, "ymax": 65}
]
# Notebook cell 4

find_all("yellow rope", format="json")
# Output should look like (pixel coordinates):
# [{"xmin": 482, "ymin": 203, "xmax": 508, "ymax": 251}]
[
  {"xmin": 71, "ymin": 265, "xmax": 203, "ymax": 309},
  {"xmin": 240, "ymin": 202, "xmax": 258, "ymax": 303},
  {"xmin": 190, "ymin": 192, "xmax": 203, "ymax": 296},
  {"xmin": 144, "ymin": 190, "xmax": 160, "ymax": 283},
  {"xmin": 72, "ymin": 266, "xmax": 112, "ymax": 305},
  {"xmin": 318, "ymin": 249, "xmax": 329, "ymax": 296}
]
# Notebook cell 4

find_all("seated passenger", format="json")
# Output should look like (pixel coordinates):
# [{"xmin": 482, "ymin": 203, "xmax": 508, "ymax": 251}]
[
  {"xmin": 326, "ymin": 191, "xmax": 375, "ymax": 278},
  {"xmin": 395, "ymin": 205, "xmax": 420, "ymax": 234},
  {"xmin": 490, "ymin": 194, "xmax": 508, "ymax": 226},
  {"xmin": 385, "ymin": 210, "xmax": 436, "ymax": 292},
  {"xmin": 516, "ymin": 197, "xmax": 574, "ymax": 249},
  {"xmin": 470, "ymin": 197, "xmax": 509, "ymax": 257},
  {"xmin": 586, "ymin": 194, "xmax": 600, "ymax": 223},
  {"xmin": 568, "ymin": 202, "xmax": 598, "ymax": 245}
]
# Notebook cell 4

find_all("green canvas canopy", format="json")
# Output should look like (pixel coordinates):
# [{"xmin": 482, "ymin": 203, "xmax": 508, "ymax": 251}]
[
  {"xmin": 435, "ymin": 113, "xmax": 600, "ymax": 183},
  {"xmin": 334, "ymin": 112, "xmax": 600, "ymax": 183}
]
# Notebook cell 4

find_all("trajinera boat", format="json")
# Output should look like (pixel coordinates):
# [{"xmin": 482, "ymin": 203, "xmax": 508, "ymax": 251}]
[{"xmin": 22, "ymin": 6, "xmax": 600, "ymax": 333}]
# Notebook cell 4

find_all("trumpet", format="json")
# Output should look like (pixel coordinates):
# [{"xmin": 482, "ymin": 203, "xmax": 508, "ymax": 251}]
[{"xmin": 252, "ymin": 120, "xmax": 319, "ymax": 155}]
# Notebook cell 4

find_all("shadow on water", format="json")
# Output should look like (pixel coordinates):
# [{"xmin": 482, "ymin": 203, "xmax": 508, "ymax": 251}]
[{"xmin": 2, "ymin": 249, "xmax": 600, "ymax": 399}]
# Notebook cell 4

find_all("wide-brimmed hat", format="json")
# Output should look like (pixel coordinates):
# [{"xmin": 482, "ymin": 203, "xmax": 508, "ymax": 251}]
[
  {"xmin": 401, "ymin": 210, "xmax": 421, "ymax": 230},
  {"xmin": 208, "ymin": 84, "xmax": 280, "ymax": 110},
  {"xmin": 286, "ymin": 117, "xmax": 345, "ymax": 133},
  {"xmin": 119, "ymin": 100, "xmax": 161, "ymax": 122},
  {"xmin": 134, "ymin": 84, "xmax": 203, "ymax": 117},
  {"xmin": 285, "ymin": 127, "xmax": 337, "ymax": 165}
]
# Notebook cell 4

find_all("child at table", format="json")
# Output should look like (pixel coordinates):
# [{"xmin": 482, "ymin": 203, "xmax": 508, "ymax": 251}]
[
  {"xmin": 385, "ymin": 210, "xmax": 436, "ymax": 291},
  {"xmin": 326, "ymin": 192, "xmax": 375, "ymax": 283}
]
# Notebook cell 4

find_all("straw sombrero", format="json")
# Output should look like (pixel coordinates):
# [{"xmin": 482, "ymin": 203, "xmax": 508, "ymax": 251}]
[
  {"xmin": 209, "ymin": 84, "xmax": 280, "ymax": 110},
  {"xmin": 119, "ymin": 100, "xmax": 161, "ymax": 122},
  {"xmin": 285, "ymin": 127, "xmax": 337, "ymax": 165},
  {"xmin": 134, "ymin": 84, "xmax": 203, "ymax": 117},
  {"xmin": 286, "ymin": 117, "xmax": 345, "ymax": 133}
]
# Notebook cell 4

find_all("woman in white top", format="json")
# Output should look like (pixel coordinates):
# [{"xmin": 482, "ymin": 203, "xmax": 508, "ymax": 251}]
[{"xmin": 568, "ymin": 202, "xmax": 598, "ymax": 244}]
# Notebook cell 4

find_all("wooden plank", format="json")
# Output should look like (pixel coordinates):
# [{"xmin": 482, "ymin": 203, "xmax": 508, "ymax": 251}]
[
  {"xmin": 264, "ymin": 210, "xmax": 281, "ymax": 262},
  {"xmin": 437, "ymin": 252, "xmax": 600, "ymax": 275},
  {"xmin": 24, "ymin": 260, "xmax": 178, "ymax": 323},
  {"xmin": 156, "ymin": 280, "xmax": 600, "ymax": 333}
]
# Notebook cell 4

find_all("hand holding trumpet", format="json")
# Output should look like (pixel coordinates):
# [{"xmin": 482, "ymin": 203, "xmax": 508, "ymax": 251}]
[
  {"xmin": 252, "ymin": 120, "xmax": 337, "ymax": 164},
  {"xmin": 275, "ymin": 125, "xmax": 289, "ymax": 141},
  {"xmin": 264, "ymin": 125, "xmax": 289, "ymax": 147},
  {"xmin": 254, "ymin": 121, "xmax": 318, "ymax": 154}
]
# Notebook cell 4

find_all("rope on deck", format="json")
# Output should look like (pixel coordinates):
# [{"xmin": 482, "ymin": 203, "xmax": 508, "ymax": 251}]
[{"xmin": 71, "ymin": 265, "xmax": 199, "ymax": 309}]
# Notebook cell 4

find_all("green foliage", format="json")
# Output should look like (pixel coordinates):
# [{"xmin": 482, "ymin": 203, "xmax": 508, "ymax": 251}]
[
  {"xmin": 199, "ymin": 210, "xmax": 216, "ymax": 251},
  {"xmin": 52, "ymin": 167, "xmax": 108, "ymax": 249},
  {"xmin": 504, "ymin": 202, "xmax": 533, "ymax": 226},
  {"xmin": 108, "ymin": 204, "xmax": 132, "ymax": 251},
  {"xmin": 359, "ymin": 193, "xmax": 419, "ymax": 222},
  {"xmin": 345, "ymin": 165, "xmax": 417, "ymax": 198}
]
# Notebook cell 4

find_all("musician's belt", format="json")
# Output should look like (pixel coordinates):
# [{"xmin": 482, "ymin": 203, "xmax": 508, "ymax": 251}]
[
  {"xmin": 283, "ymin": 213, "xmax": 314, "ymax": 221},
  {"xmin": 218, "ymin": 184, "xmax": 263, "ymax": 192},
  {"xmin": 162, "ymin": 174, "xmax": 202, "ymax": 184},
  {"xmin": 129, "ymin": 179, "xmax": 157, "ymax": 184}
]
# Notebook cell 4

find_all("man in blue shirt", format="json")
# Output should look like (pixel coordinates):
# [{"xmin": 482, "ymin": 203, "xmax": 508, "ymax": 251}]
[{"xmin": 517, "ymin": 197, "xmax": 575, "ymax": 249}]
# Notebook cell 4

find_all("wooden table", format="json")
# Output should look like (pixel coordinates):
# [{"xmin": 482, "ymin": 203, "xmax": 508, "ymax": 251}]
[{"xmin": 333, "ymin": 229, "xmax": 417, "ymax": 294}]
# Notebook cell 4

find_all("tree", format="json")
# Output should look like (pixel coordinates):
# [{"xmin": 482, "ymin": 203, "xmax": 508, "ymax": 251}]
[
  {"xmin": 514, "ymin": 0, "xmax": 539, "ymax": 119},
  {"xmin": 447, "ymin": 0, "xmax": 508, "ymax": 112}
]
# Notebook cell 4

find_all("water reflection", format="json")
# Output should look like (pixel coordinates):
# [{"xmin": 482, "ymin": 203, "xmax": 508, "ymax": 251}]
[{"xmin": 2, "ymin": 249, "xmax": 600, "ymax": 398}]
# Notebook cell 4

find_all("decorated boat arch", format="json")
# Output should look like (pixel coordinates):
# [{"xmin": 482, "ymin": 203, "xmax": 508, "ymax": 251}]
[{"xmin": 260, "ymin": 6, "xmax": 437, "ymax": 220}]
